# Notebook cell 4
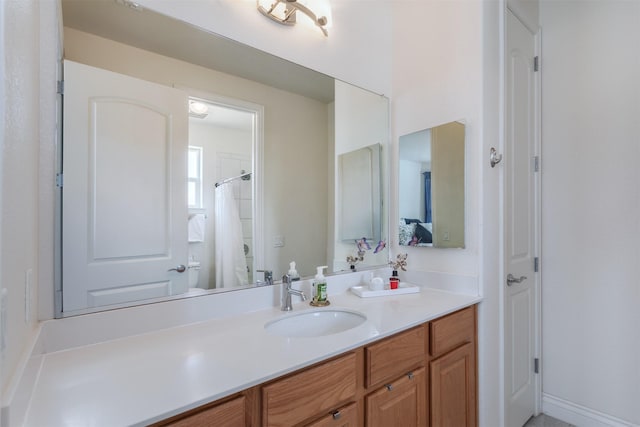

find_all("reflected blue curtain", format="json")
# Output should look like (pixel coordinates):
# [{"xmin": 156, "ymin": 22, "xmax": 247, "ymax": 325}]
[{"xmin": 423, "ymin": 172, "xmax": 432, "ymax": 223}]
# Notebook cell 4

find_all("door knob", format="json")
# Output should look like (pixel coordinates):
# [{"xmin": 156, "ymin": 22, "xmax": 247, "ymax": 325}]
[
  {"xmin": 506, "ymin": 274, "xmax": 527, "ymax": 286},
  {"xmin": 168, "ymin": 264, "xmax": 187, "ymax": 273}
]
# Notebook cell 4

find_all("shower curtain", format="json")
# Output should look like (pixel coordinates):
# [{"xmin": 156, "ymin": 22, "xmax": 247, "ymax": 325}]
[{"xmin": 214, "ymin": 184, "xmax": 249, "ymax": 288}]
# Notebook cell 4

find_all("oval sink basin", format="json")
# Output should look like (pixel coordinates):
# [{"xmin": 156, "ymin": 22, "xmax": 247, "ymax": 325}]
[{"xmin": 265, "ymin": 309, "xmax": 367, "ymax": 338}]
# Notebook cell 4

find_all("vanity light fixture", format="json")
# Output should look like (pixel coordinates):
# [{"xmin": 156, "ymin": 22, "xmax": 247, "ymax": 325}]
[
  {"xmin": 114, "ymin": 0, "xmax": 144, "ymax": 12},
  {"xmin": 189, "ymin": 100, "xmax": 209, "ymax": 119},
  {"xmin": 257, "ymin": 0, "xmax": 331, "ymax": 37}
]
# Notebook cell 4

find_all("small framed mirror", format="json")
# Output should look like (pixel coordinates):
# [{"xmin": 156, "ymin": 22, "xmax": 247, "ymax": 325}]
[
  {"xmin": 339, "ymin": 143, "xmax": 382, "ymax": 243},
  {"xmin": 398, "ymin": 121, "xmax": 465, "ymax": 248}
]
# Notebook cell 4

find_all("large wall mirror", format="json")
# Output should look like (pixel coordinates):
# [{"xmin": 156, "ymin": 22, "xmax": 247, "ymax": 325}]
[
  {"xmin": 59, "ymin": 0, "xmax": 389, "ymax": 316},
  {"xmin": 398, "ymin": 122, "xmax": 465, "ymax": 249}
]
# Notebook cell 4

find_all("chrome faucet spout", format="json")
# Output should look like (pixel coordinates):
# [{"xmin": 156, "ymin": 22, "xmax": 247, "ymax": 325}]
[{"xmin": 281, "ymin": 274, "xmax": 307, "ymax": 311}]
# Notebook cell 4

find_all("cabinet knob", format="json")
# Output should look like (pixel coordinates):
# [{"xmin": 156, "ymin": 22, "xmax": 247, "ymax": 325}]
[
  {"xmin": 385, "ymin": 384, "xmax": 393, "ymax": 391},
  {"xmin": 332, "ymin": 411, "xmax": 341, "ymax": 420},
  {"xmin": 407, "ymin": 372, "xmax": 414, "ymax": 380}
]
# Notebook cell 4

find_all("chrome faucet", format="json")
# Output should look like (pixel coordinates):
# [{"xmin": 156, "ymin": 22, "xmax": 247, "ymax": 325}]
[
  {"xmin": 281, "ymin": 274, "xmax": 307, "ymax": 311},
  {"xmin": 257, "ymin": 269, "xmax": 273, "ymax": 286}
]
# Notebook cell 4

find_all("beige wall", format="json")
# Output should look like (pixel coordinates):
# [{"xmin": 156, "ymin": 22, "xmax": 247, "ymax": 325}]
[{"xmin": 63, "ymin": 28, "xmax": 329, "ymax": 280}]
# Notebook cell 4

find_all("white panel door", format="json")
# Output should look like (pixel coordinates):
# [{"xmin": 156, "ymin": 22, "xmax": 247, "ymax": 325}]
[
  {"xmin": 62, "ymin": 60, "xmax": 188, "ymax": 313},
  {"xmin": 505, "ymin": 10, "xmax": 539, "ymax": 427}
]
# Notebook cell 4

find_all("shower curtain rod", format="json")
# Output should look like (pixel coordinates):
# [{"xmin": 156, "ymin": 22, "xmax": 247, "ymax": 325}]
[{"xmin": 215, "ymin": 171, "xmax": 251, "ymax": 188}]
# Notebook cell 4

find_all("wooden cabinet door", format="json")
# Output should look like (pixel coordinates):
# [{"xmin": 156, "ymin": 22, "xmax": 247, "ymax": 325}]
[
  {"xmin": 306, "ymin": 402, "xmax": 358, "ymax": 427},
  {"xmin": 365, "ymin": 366, "xmax": 426, "ymax": 427},
  {"xmin": 430, "ymin": 343, "xmax": 476, "ymax": 427}
]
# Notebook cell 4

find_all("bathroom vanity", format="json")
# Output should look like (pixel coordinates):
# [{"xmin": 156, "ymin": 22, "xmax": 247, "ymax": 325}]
[
  {"xmin": 153, "ymin": 306, "xmax": 477, "ymax": 427},
  {"xmin": 21, "ymin": 282, "xmax": 480, "ymax": 427}
]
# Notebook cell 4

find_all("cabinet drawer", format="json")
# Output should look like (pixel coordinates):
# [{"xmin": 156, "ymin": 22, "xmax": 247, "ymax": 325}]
[
  {"xmin": 305, "ymin": 402, "xmax": 358, "ymax": 427},
  {"xmin": 365, "ymin": 326, "xmax": 426, "ymax": 388},
  {"xmin": 430, "ymin": 306, "xmax": 475, "ymax": 358},
  {"xmin": 162, "ymin": 395, "xmax": 245, "ymax": 427},
  {"xmin": 262, "ymin": 353, "xmax": 357, "ymax": 427}
]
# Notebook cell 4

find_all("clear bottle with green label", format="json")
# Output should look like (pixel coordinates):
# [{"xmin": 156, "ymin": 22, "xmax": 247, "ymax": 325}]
[{"xmin": 311, "ymin": 265, "xmax": 329, "ymax": 306}]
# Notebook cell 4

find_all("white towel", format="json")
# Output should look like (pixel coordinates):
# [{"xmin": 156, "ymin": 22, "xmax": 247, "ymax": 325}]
[{"xmin": 188, "ymin": 214, "xmax": 206, "ymax": 242}]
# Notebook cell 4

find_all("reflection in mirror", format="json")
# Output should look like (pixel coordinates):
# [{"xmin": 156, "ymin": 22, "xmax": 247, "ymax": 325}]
[
  {"xmin": 187, "ymin": 99, "xmax": 256, "ymax": 291},
  {"xmin": 339, "ymin": 144, "xmax": 382, "ymax": 242},
  {"xmin": 398, "ymin": 122, "xmax": 465, "ymax": 248},
  {"xmin": 58, "ymin": 0, "xmax": 388, "ymax": 316}
]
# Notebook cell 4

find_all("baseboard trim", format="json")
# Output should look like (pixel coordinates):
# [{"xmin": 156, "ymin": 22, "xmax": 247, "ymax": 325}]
[{"xmin": 542, "ymin": 393, "xmax": 639, "ymax": 427}]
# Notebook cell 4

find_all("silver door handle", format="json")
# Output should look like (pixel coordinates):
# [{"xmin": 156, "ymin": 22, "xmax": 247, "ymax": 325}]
[
  {"xmin": 168, "ymin": 264, "xmax": 186, "ymax": 273},
  {"xmin": 507, "ymin": 274, "xmax": 527, "ymax": 286}
]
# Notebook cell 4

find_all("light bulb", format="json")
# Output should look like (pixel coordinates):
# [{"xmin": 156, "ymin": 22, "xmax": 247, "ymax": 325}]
[{"xmin": 189, "ymin": 101, "xmax": 209, "ymax": 115}]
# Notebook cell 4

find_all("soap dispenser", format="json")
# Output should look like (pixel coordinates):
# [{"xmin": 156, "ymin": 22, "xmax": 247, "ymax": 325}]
[
  {"xmin": 310, "ymin": 265, "xmax": 329, "ymax": 306},
  {"xmin": 288, "ymin": 261, "xmax": 300, "ymax": 282}
]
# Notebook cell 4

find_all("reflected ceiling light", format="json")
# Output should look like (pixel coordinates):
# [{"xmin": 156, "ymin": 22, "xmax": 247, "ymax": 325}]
[
  {"xmin": 189, "ymin": 101, "xmax": 209, "ymax": 119},
  {"xmin": 257, "ymin": 0, "xmax": 331, "ymax": 37}
]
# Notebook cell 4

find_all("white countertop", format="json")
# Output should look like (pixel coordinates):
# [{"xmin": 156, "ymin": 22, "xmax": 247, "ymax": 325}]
[{"xmin": 23, "ymin": 286, "xmax": 481, "ymax": 426}]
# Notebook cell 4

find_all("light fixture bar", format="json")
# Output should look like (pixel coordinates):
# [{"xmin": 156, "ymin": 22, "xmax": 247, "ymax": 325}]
[{"xmin": 258, "ymin": 0, "xmax": 329, "ymax": 37}]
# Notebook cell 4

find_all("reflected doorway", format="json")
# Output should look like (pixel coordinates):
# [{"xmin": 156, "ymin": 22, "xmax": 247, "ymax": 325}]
[{"xmin": 186, "ymin": 96, "xmax": 263, "ymax": 291}]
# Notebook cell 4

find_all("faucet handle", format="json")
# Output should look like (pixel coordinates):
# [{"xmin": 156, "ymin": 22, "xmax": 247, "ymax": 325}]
[{"xmin": 257, "ymin": 269, "xmax": 273, "ymax": 285}]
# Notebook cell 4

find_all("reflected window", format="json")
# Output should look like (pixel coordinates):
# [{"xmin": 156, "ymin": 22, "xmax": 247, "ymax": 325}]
[{"xmin": 188, "ymin": 146, "xmax": 203, "ymax": 208}]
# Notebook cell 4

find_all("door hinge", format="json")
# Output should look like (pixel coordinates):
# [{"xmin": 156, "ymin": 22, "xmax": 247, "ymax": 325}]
[
  {"xmin": 56, "ymin": 173, "xmax": 63, "ymax": 188},
  {"xmin": 534, "ymin": 56, "xmax": 539, "ymax": 72},
  {"xmin": 534, "ymin": 257, "xmax": 539, "ymax": 272},
  {"xmin": 534, "ymin": 358, "xmax": 540, "ymax": 374},
  {"xmin": 57, "ymin": 80, "xmax": 64, "ymax": 95},
  {"xmin": 533, "ymin": 156, "xmax": 540, "ymax": 172}
]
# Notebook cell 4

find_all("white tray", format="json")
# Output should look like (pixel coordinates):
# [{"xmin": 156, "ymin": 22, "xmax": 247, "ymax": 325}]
[{"xmin": 350, "ymin": 283, "xmax": 420, "ymax": 298}]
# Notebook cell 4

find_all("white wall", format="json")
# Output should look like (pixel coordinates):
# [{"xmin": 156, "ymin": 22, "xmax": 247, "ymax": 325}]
[
  {"xmin": 0, "ymin": 0, "xmax": 59, "ymax": 404},
  {"xmin": 0, "ymin": 2, "xmax": 508, "ymax": 426},
  {"xmin": 540, "ymin": 1, "xmax": 640, "ymax": 424},
  {"xmin": 391, "ymin": 0, "xmax": 482, "ymax": 276},
  {"xmin": 333, "ymin": 80, "xmax": 389, "ymax": 270},
  {"xmin": 0, "ymin": 0, "xmax": 5, "ymax": 400},
  {"xmin": 479, "ymin": 2, "xmax": 504, "ymax": 426},
  {"xmin": 392, "ymin": 5, "xmax": 502, "ymax": 427}
]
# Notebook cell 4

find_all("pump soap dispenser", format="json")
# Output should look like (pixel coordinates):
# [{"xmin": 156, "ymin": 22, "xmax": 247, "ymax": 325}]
[
  {"xmin": 288, "ymin": 261, "xmax": 300, "ymax": 281},
  {"xmin": 310, "ymin": 265, "xmax": 329, "ymax": 307}
]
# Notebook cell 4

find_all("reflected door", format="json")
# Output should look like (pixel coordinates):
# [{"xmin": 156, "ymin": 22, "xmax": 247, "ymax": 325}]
[{"xmin": 62, "ymin": 60, "xmax": 189, "ymax": 313}]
